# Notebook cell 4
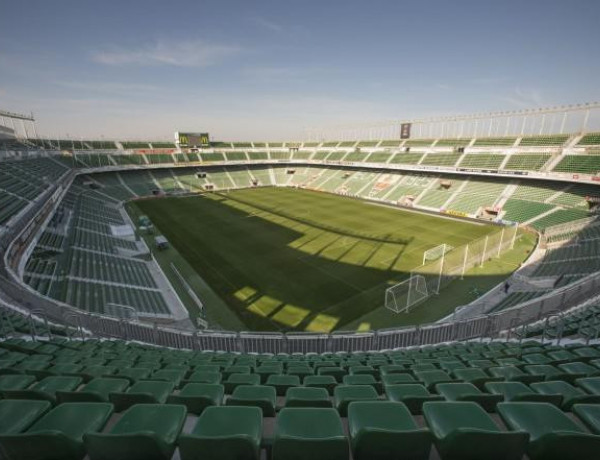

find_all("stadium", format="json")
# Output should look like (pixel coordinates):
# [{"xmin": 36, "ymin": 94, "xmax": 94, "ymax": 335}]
[{"xmin": 1, "ymin": 1, "xmax": 600, "ymax": 459}]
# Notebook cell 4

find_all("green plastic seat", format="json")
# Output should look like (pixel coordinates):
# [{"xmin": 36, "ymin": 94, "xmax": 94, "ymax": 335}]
[
  {"xmin": 85, "ymin": 404, "xmax": 186, "ymax": 460},
  {"xmin": 0, "ymin": 402, "xmax": 112, "ymax": 460},
  {"xmin": 547, "ymin": 350, "xmax": 578, "ymax": 364},
  {"xmin": 303, "ymin": 375, "xmax": 337, "ymax": 395},
  {"xmin": 410, "ymin": 363, "xmax": 437, "ymax": 372},
  {"xmin": 287, "ymin": 367, "xmax": 314, "ymax": 378},
  {"xmin": 333, "ymin": 385, "xmax": 378, "ymax": 416},
  {"xmin": 3, "ymin": 376, "xmax": 82, "ymax": 404},
  {"xmin": 183, "ymin": 371, "xmax": 222, "ymax": 385},
  {"xmin": 14, "ymin": 360, "xmax": 49, "ymax": 373},
  {"xmin": 114, "ymin": 368, "xmax": 151, "ymax": 384},
  {"xmin": 0, "ymin": 374, "xmax": 36, "ymax": 391},
  {"xmin": 149, "ymin": 369, "xmax": 186, "ymax": 386},
  {"xmin": 572, "ymin": 347, "xmax": 600, "ymax": 360},
  {"xmin": 0, "ymin": 400, "xmax": 51, "ymax": 434},
  {"xmin": 498, "ymin": 402, "xmax": 600, "ymax": 460},
  {"xmin": 255, "ymin": 366, "xmax": 282, "ymax": 384},
  {"xmin": 488, "ymin": 365, "xmax": 544, "ymax": 384},
  {"xmin": 222, "ymin": 365, "xmax": 251, "ymax": 380},
  {"xmin": 423, "ymin": 401, "xmax": 528, "ymax": 460},
  {"xmin": 382, "ymin": 373, "xmax": 416, "ymax": 386},
  {"xmin": 435, "ymin": 383, "xmax": 503, "ymax": 412},
  {"xmin": 575, "ymin": 376, "xmax": 600, "ymax": 395},
  {"xmin": 226, "ymin": 384, "xmax": 276, "ymax": 416},
  {"xmin": 57, "ymin": 378, "xmax": 130, "ymax": 403},
  {"xmin": 272, "ymin": 408, "xmax": 348, "ymax": 460},
  {"xmin": 265, "ymin": 375, "xmax": 300, "ymax": 396},
  {"xmin": 191, "ymin": 364, "xmax": 221, "ymax": 374},
  {"xmin": 79, "ymin": 366, "xmax": 117, "ymax": 382},
  {"xmin": 317, "ymin": 366, "xmax": 347, "ymax": 383},
  {"xmin": 224, "ymin": 373, "xmax": 260, "ymax": 394},
  {"xmin": 342, "ymin": 374, "xmax": 380, "ymax": 392},
  {"xmin": 531, "ymin": 380, "xmax": 600, "ymax": 410},
  {"xmin": 484, "ymin": 381, "xmax": 562, "ymax": 405},
  {"xmin": 348, "ymin": 401, "xmax": 431, "ymax": 460},
  {"xmin": 380, "ymin": 365, "xmax": 407, "ymax": 375},
  {"xmin": 167, "ymin": 383, "xmax": 223, "ymax": 415},
  {"xmin": 573, "ymin": 404, "xmax": 600, "ymax": 434},
  {"xmin": 109, "ymin": 380, "xmax": 175, "ymax": 412},
  {"xmin": 385, "ymin": 384, "xmax": 443, "ymax": 415},
  {"xmin": 452, "ymin": 368, "xmax": 502, "ymax": 389},
  {"xmin": 522, "ymin": 353, "xmax": 553, "ymax": 365},
  {"xmin": 178, "ymin": 406, "xmax": 262, "ymax": 460},
  {"xmin": 414, "ymin": 370, "xmax": 454, "ymax": 390},
  {"xmin": 349, "ymin": 365, "xmax": 378, "ymax": 378},
  {"xmin": 524, "ymin": 365, "xmax": 582, "ymax": 385},
  {"xmin": 285, "ymin": 387, "xmax": 332, "ymax": 408},
  {"xmin": 558, "ymin": 362, "xmax": 600, "ymax": 377}
]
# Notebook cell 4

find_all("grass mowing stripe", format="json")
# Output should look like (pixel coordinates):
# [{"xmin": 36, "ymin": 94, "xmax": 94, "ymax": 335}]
[{"xmin": 135, "ymin": 187, "xmax": 531, "ymax": 332}]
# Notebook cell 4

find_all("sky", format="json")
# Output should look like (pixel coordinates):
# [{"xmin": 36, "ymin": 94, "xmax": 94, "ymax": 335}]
[{"xmin": 0, "ymin": 0, "xmax": 599, "ymax": 141}]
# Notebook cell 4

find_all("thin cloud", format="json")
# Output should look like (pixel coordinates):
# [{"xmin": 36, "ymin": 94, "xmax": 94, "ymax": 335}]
[
  {"xmin": 92, "ymin": 39, "xmax": 242, "ymax": 67},
  {"xmin": 56, "ymin": 81, "xmax": 161, "ymax": 94},
  {"xmin": 500, "ymin": 87, "xmax": 545, "ymax": 109},
  {"xmin": 251, "ymin": 16, "xmax": 284, "ymax": 33}
]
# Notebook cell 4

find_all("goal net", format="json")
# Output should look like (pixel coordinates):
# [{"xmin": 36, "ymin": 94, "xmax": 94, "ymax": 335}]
[
  {"xmin": 422, "ymin": 243, "xmax": 453, "ymax": 265},
  {"xmin": 385, "ymin": 274, "xmax": 429, "ymax": 313},
  {"xmin": 384, "ymin": 225, "xmax": 519, "ymax": 314}
]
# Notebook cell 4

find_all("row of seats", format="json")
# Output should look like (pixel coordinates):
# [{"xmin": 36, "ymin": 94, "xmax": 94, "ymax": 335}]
[{"xmin": 3, "ymin": 395, "xmax": 600, "ymax": 459}]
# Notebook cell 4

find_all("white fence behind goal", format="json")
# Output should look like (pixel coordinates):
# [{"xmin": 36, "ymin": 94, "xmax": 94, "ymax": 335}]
[{"xmin": 385, "ymin": 224, "xmax": 518, "ymax": 313}]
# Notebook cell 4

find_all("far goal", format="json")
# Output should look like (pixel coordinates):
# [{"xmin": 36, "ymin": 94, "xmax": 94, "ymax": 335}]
[{"xmin": 385, "ymin": 274, "xmax": 429, "ymax": 313}]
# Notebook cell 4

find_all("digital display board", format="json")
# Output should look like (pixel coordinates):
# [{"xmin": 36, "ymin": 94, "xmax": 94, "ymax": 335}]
[
  {"xmin": 400, "ymin": 123, "xmax": 412, "ymax": 139},
  {"xmin": 177, "ymin": 132, "xmax": 210, "ymax": 147}
]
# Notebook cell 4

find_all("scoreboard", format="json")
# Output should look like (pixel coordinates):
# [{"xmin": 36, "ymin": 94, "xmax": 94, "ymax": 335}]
[{"xmin": 176, "ymin": 132, "xmax": 210, "ymax": 148}]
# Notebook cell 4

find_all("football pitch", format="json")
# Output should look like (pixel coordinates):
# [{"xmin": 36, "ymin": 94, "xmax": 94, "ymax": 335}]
[{"xmin": 133, "ymin": 187, "xmax": 535, "ymax": 332}]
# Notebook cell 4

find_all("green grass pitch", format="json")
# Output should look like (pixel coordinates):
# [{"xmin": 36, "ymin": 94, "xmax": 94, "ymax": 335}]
[{"xmin": 134, "ymin": 187, "xmax": 534, "ymax": 332}]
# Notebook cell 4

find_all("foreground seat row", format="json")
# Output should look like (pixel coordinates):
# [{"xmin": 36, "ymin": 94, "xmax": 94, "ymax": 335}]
[{"xmin": 2, "ymin": 398, "xmax": 600, "ymax": 460}]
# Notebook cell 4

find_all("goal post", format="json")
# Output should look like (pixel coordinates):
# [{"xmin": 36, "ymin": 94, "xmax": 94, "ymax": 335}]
[
  {"xmin": 422, "ymin": 243, "xmax": 454, "ymax": 266},
  {"xmin": 384, "ymin": 225, "xmax": 519, "ymax": 314},
  {"xmin": 385, "ymin": 274, "xmax": 428, "ymax": 313}
]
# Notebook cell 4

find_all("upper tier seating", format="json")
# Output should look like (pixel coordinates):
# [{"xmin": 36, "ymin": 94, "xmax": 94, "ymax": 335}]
[
  {"xmin": 577, "ymin": 133, "xmax": 600, "ymax": 146},
  {"xmin": 518, "ymin": 135, "xmax": 569, "ymax": 147},
  {"xmin": 552, "ymin": 155, "xmax": 600, "ymax": 175}
]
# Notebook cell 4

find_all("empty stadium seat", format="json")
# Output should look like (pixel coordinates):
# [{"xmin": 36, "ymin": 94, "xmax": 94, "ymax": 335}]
[
  {"xmin": 435, "ymin": 383, "xmax": 503, "ymax": 412},
  {"xmin": 265, "ymin": 375, "xmax": 300, "ymax": 396},
  {"xmin": 57, "ymin": 377, "xmax": 129, "ymax": 403},
  {"xmin": 0, "ymin": 400, "xmax": 51, "ymax": 434},
  {"xmin": 84, "ymin": 404, "xmax": 186, "ymax": 460},
  {"xmin": 224, "ymin": 373, "xmax": 260, "ymax": 394},
  {"xmin": 0, "ymin": 374, "xmax": 36, "ymax": 391},
  {"xmin": 3, "ymin": 376, "xmax": 82, "ymax": 404},
  {"xmin": 530, "ymin": 380, "xmax": 600, "ymax": 410},
  {"xmin": 272, "ymin": 408, "xmax": 348, "ymax": 460},
  {"xmin": 348, "ymin": 401, "xmax": 432, "ymax": 460},
  {"xmin": 0, "ymin": 402, "xmax": 112, "ymax": 460},
  {"xmin": 178, "ymin": 406, "xmax": 263, "ymax": 460},
  {"xmin": 284, "ymin": 387, "xmax": 332, "ymax": 408},
  {"xmin": 384, "ymin": 384, "xmax": 443, "ymax": 414},
  {"xmin": 109, "ymin": 380, "xmax": 175, "ymax": 412},
  {"xmin": 498, "ymin": 402, "xmax": 600, "ymax": 460},
  {"xmin": 422, "ymin": 401, "xmax": 529, "ymax": 460},
  {"xmin": 226, "ymin": 384, "xmax": 276, "ymax": 416},
  {"xmin": 333, "ymin": 385, "xmax": 379, "ymax": 416},
  {"xmin": 166, "ymin": 383, "xmax": 224, "ymax": 415},
  {"xmin": 303, "ymin": 375, "xmax": 337, "ymax": 394},
  {"xmin": 484, "ymin": 381, "xmax": 562, "ymax": 405}
]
